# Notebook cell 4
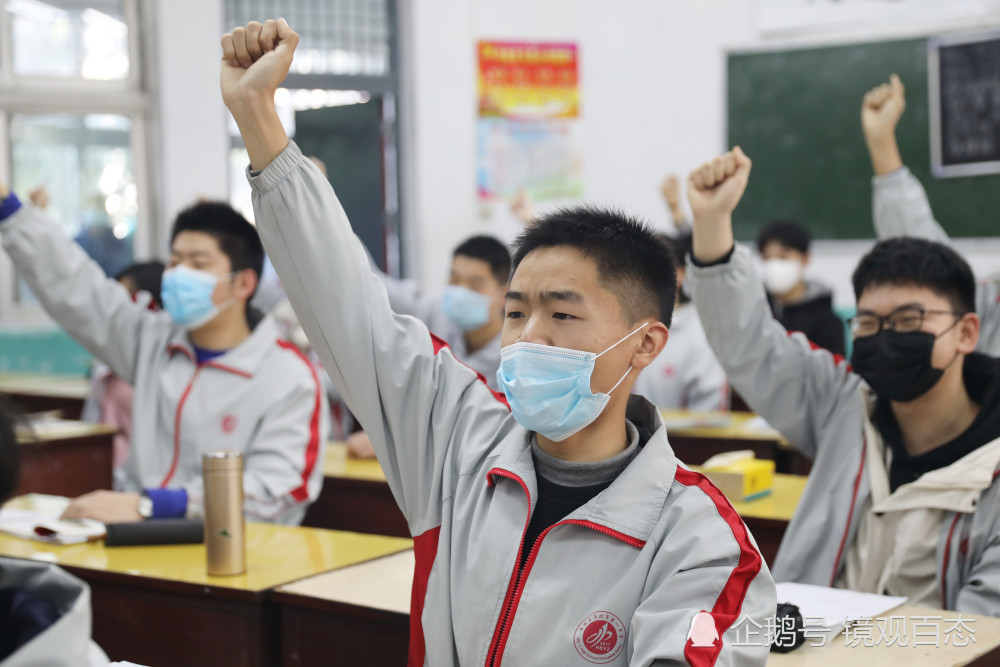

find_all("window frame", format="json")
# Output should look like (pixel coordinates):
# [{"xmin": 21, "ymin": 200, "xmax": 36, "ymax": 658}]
[{"xmin": 0, "ymin": 0, "xmax": 156, "ymax": 325}]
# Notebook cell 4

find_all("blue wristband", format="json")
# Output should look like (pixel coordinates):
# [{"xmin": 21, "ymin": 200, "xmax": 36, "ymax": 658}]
[
  {"xmin": 0, "ymin": 193, "xmax": 22, "ymax": 222},
  {"xmin": 145, "ymin": 488, "xmax": 188, "ymax": 519}
]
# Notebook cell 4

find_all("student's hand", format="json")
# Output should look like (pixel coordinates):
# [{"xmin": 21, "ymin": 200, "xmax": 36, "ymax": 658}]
[
  {"xmin": 687, "ymin": 147, "xmax": 752, "ymax": 264},
  {"xmin": 510, "ymin": 188, "xmax": 538, "ymax": 226},
  {"xmin": 221, "ymin": 19, "xmax": 298, "ymax": 170},
  {"xmin": 28, "ymin": 187, "xmax": 49, "ymax": 210},
  {"xmin": 661, "ymin": 174, "xmax": 681, "ymax": 211},
  {"xmin": 861, "ymin": 74, "xmax": 905, "ymax": 176},
  {"xmin": 346, "ymin": 431, "xmax": 377, "ymax": 459},
  {"xmin": 61, "ymin": 490, "xmax": 142, "ymax": 523},
  {"xmin": 0, "ymin": 181, "xmax": 8, "ymax": 199},
  {"xmin": 221, "ymin": 19, "xmax": 298, "ymax": 110}
]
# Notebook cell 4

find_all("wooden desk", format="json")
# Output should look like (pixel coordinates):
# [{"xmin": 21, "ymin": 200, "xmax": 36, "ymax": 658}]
[
  {"xmin": 308, "ymin": 442, "xmax": 806, "ymax": 567},
  {"xmin": 302, "ymin": 443, "xmax": 410, "ymax": 538},
  {"xmin": 728, "ymin": 473, "xmax": 806, "ymax": 567},
  {"xmin": 0, "ymin": 372, "xmax": 90, "ymax": 420},
  {"xmin": 662, "ymin": 410, "xmax": 812, "ymax": 475},
  {"xmin": 0, "ymin": 496, "xmax": 412, "ymax": 667},
  {"xmin": 16, "ymin": 419, "xmax": 115, "ymax": 497},
  {"xmin": 274, "ymin": 550, "xmax": 413, "ymax": 666},
  {"xmin": 768, "ymin": 605, "xmax": 1000, "ymax": 666}
]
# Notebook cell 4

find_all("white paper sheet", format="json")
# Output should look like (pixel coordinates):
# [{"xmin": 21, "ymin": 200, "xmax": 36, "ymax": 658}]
[{"xmin": 776, "ymin": 582, "xmax": 907, "ymax": 637}]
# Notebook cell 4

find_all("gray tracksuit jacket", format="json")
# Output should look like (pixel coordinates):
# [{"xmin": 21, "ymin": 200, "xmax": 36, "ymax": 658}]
[
  {"xmin": 873, "ymin": 166, "xmax": 1000, "ymax": 356},
  {"xmin": 689, "ymin": 244, "xmax": 1000, "ymax": 614},
  {"xmin": 248, "ymin": 141, "xmax": 775, "ymax": 666},
  {"xmin": 374, "ymin": 269, "xmax": 503, "ymax": 391},
  {"xmin": 0, "ymin": 558, "xmax": 108, "ymax": 666},
  {"xmin": 0, "ymin": 205, "xmax": 329, "ymax": 525}
]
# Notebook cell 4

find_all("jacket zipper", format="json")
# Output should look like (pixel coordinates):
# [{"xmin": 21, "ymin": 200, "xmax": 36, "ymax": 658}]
[
  {"xmin": 159, "ymin": 366, "xmax": 202, "ymax": 487},
  {"xmin": 485, "ymin": 470, "xmax": 532, "ymax": 667}
]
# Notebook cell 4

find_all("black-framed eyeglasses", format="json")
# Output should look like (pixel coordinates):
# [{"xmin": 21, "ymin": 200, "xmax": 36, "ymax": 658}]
[{"xmin": 847, "ymin": 306, "xmax": 965, "ymax": 338}]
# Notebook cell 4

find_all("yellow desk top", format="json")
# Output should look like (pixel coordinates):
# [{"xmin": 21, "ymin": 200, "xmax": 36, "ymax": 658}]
[
  {"xmin": 0, "ymin": 497, "xmax": 412, "ymax": 593},
  {"xmin": 661, "ymin": 409, "xmax": 790, "ymax": 444},
  {"xmin": 277, "ymin": 549, "xmax": 414, "ymax": 614},
  {"xmin": 17, "ymin": 419, "xmax": 117, "ymax": 445},
  {"xmin": 768, "ymin": 605, "xmax": 1000, "ymax": 666},
  {"xmin": 324, "ymin": 442, "xmax": 388, "ymax": 481},
  {"xmin": 0, "ymin": 372, "xmax": 90, "ymax": 400},
  {"xmin": 324, "ymin": 440, "xmax": 806, "ymax": 523},
  {"xmin": 727, "ymin": 473, "xmax": 807, "ymax": 523}
]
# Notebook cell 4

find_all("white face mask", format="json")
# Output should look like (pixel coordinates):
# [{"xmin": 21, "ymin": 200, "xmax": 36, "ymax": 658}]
[{"xmin": 762, "ymin": 258, "xmax": 804, "ymax": 296}]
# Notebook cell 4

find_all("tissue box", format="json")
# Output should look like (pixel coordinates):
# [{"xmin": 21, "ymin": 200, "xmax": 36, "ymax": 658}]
[{"xmin": 703, "ymin": 453, "xmax": 774, "ymax": 501}]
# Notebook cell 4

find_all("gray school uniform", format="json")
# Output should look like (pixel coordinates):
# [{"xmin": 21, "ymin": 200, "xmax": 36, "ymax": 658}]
[
  {"xmin": 0, "ymin": 558, "xmax": 109, "ymax": 666},
  {"xmin": 689, "ymin": 244, "xmax": 1000, "ymax": 613},
  {"xmin": 1, "ymin": 206, "xmax": 329, "ymax": 525},
  {"xmin": 873, "ymin": 166, "xmax": 1000, "ymax": 356},
  {"xmin": 632, "ymin": 303, "xmax": 729, "ymax": 412},
  {"xmin": 248, "ymin": 141, "xmax": 775, "ymax": 666},
  {"xmin": 374, "ymin": 269, "xmax": 503, "ymax": 390}
]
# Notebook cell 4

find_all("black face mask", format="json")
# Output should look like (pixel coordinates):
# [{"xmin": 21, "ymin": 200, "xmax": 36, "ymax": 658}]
[{"xmin": 851, "ymin": 329, "xmax": 949, "ymax": 402}]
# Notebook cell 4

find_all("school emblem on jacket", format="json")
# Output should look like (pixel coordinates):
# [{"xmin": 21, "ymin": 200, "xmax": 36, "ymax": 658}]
[
  {"xmin": 221, "ymin": 415, "xmax": 238, "ymax": 434},
  {"xmin": 574, "ymin": 611, "xmax": 626, "ymax": 664}
]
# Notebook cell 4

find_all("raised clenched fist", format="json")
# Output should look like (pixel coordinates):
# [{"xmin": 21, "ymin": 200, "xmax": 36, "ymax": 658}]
[
  {"xmin": 687, "ymin": 147, "xmax": 752, "ymax": 224},
  {"xmin": 220, "ymin": 18, "xmax": 299, "ymax": 110},
  {"xmin": 861, "ymin": 74, "xmax": 906, "ymax": 143}
]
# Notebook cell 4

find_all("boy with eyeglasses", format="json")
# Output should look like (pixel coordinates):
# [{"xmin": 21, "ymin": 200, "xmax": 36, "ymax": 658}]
[
  {"xmin": 863, "ymin": 73, "xmax": 1000, "ymax": 357},
  {"xmin": 687, "ymin": 147, "xmax": 1000, "ymax": 614}
]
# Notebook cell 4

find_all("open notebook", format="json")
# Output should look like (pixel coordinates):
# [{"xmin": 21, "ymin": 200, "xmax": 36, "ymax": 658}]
[{"xmin": 0, "ymin": 494, "xmax": 106, "ymax": 545}]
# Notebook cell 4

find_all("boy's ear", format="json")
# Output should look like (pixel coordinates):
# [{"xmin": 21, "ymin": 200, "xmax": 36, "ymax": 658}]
[
  {"xmin": 958, "ymin": 312, "xmax": 981, "ymax": 354},
  {"xmin": 631, "ymin": 321, "xmax": 669, "ymax": 371},
  {"xmin": 234, "ymin": 268, "xmax": 259, "ymax": 301}
]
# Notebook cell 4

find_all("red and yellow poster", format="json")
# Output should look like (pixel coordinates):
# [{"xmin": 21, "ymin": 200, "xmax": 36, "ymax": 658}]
[
  {"xmin": 478, "ymin": 41, "xmax": 579, "ymax": 119},
  {"xmin": 477, "ymin": 41, "xmax": 582, "ymax": 202}
]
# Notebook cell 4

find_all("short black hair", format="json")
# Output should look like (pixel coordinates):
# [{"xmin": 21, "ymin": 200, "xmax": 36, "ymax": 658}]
[
  {"xmin": 757, "ymin": 220, "xmax": 811, "ymax": 255},
  {"xmin": 659, "ymin": 230, "xmax": 693, "ymax": 267},
  {"xmin": 453, "ymin": 235, "xmax": 511, "ymax": 284},
  {"xmin": 511, "ymin": 206, "xmax": 677, "ymax": 326},
  {"xmin": 852, "ymin": 237, "xmax": 976, "ymax": 314},
  {"xmin": 115, "ymin": 261, "xmax": 166, "ymax": 309},
  {"xmin": 170, "ymin": 202, "xmax": 265, "ymax": 293},
  {"xmin": 0, "ymin": 394, "xmax": 22, "ymax": 504}
]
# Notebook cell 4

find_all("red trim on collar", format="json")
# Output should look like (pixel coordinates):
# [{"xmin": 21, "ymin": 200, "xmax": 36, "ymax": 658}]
[
  {"xmin": 675, "ymin": 467, "xmax": 763, "ymax": 667},
  {"xmin": 167, "ymin": 343, "xmax": 194, "ymax": 362}
]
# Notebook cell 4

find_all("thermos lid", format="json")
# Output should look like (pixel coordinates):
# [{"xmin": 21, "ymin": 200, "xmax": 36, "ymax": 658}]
[{"xmin": 202, "ymin": 449, "xmax": 243, "ymax": 471}]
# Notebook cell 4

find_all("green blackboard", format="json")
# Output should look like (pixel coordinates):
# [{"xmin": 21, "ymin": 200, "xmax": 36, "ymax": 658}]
[{"xmin": 728, "ymin": 37, "xmax": 1000, "ymax": 240}]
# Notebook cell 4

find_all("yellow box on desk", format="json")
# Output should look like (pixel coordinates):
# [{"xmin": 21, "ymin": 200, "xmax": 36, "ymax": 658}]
[{"xmin": 702, "ymin": 451, "xmax": 774, "ymax": 501}]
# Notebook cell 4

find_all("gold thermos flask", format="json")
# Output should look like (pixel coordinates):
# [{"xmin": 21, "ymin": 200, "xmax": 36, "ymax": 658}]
[{"xmin": 203, "ymin": 449, "xmax": 246, "ymax": 576}]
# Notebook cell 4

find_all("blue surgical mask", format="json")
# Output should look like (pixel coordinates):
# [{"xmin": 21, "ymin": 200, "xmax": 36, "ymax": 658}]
[
  {"xmin": 161, "ymin": 265, "xmax": 234, "ymax": 330},
  {"xmin": 442, "ymin": 285, "xmax": 491, "ymax": 331},
  {"xmin": 496, "ymin": 323, "xmax": 649, "ymax": 441}
]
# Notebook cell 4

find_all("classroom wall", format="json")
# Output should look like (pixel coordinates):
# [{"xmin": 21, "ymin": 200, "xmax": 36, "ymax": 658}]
[
  {"xmin": 403, "ymin": 0, "xmax": 1000, "ymax": 308},
  {"xmin": 153, "ymin": 0, "xmax": 231, "ymax": 243}
]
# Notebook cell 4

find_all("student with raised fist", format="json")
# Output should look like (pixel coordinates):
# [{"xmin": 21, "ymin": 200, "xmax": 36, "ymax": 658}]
[
  {"xmin": 221, "ymin": 18, "xmax": 774, "ymax": 666},
  {"xmin": 863, "ymin": 74, "xmax": 1000, "ymax": 357},
  {"xmin": 688, "ymin": 147, "xmax": 1000, "ymax": 614}
]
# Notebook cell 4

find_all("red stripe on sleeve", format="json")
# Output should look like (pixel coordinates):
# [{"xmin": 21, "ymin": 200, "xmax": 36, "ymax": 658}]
[
  {"xmin": 277, "ymin": 339, "xmax": 323, "ymax": 502},
  {"xmin": 675, "ymin": 468, "xmax": 763, "ymax": 667},
  {"xmin": 409, "ymin": 525, "xmax": 441, "ymax": 667},
  {"xmin": 429, "ymin": 333, "xmax": 509, "ymax": 410}
]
